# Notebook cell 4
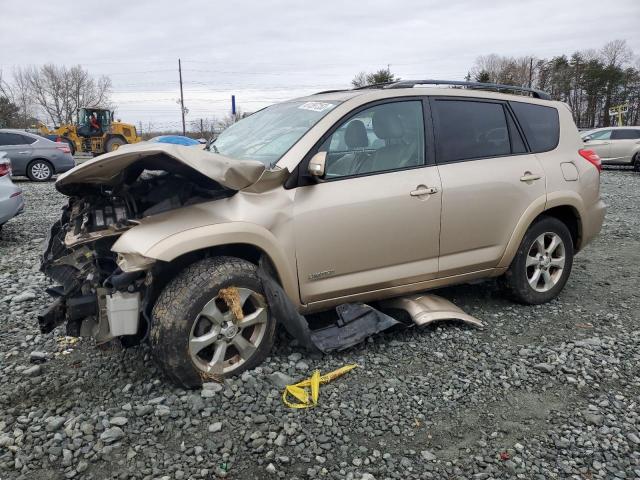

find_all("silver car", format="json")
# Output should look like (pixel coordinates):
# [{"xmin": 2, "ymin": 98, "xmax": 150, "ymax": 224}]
[
  {"xmin": 0, "ymin": 153, "xmax": 25, "ymax": 230},
  {"xmin": 582, "ymin": 127, "xmax": 640, "ymax": 171},
  {"xmin": 0, "ymin": 129, "xmax": 75, "ymax": 181}
]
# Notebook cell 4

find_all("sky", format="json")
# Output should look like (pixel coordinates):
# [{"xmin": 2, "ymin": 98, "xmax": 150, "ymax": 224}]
[{"xmin": 1, "ymin": 0, "xmax": 639, "ymax": 131}]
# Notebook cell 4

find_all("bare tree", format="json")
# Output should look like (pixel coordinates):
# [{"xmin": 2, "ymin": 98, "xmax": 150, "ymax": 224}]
[{"xmin": 18, "ymin": 64, "xmax": 111, "ymax": 126}]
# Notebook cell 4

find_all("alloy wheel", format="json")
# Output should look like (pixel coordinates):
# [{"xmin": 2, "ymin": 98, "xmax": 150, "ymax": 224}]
[
  {"xmin": 31, "ymin": 162, "xmax": 51, "ymax": 181},
  {"xmin": 525, "ymin": 232, "xmax": 566, "ymax": 292},
  {"xmin": 188, "ymin": 287, "xmax": 268, "ymax": 375}
]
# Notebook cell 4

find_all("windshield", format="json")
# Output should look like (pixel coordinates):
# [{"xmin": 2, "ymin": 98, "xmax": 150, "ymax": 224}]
[{"xmin": 209, "ymin": 100, "xmax": 340, "ymax": 165}]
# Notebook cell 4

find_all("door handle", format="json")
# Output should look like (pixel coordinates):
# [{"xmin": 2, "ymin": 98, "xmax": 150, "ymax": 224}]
[
  {"xmin": 17, "ymin": 151, "xmax": 29, "ymax": 154},
  {"xmin": 520, "ymin": 172, "xmax": 542, "ymax": 182},
  {"xmin": 410, "ymin": 186, "xmax": 438, "ymax": 196}
]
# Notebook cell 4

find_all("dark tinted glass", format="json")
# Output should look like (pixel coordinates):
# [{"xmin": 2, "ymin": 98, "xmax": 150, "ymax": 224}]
[
  {"xmin": 0, "ymin": 132, "xmax": 28, "ymax": 146},
  {"xmin": 510, "ymin": 102, "xmax": 559, "ymax": 152},
  {"xmin": 611, "ymin": 129, "xmax": 640, "ymax": 140},
  {"xmin": 20, "ymin": 134, "xmax": 36, "ymax": 144},
  {"xmin": 506, "ymin": 110, "xmax": 527, "ymax": 154},
  {"xmin": 432, "ymin": 100, "xmax": 510, "ymax": 163}
]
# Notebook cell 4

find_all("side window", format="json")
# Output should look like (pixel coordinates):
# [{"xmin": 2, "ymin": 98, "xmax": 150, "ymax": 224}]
[
  {"xmin": 586, "ymin": 130, "xmax": 612, "ymax": 140},
  {"xmin": 510, "ymin": 101, "xmax": 560, "ymax": 152},
  {"xmin": 506, "ymin": 110, "xmax": 527, "ymax": 154},
  {"xmin": 432, "ymin": 100, "xmax": 511, "ymax": 163},
  {"xmin": 611, "ymin": 129, "xmax": 640, "ymax": 140},
  {"xmin": 0, "ymin": 132, "xmax": 27, "ymax": 146},
  {"xmin": 20, "ymin": 134, "xmax": 37, "ymax": 145},
  {"xmin": 319, "ymin": 100, "xmax": 425, "ymax": 179}
]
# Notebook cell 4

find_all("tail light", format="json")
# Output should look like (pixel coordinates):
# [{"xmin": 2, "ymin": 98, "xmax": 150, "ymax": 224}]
[
  {"xmin": 10, "ymin": 190, "xmax": 22, "ymax": 198},
  {"xmin": 56, "ymin": 145, "xmax": 71, "ymax": 154},
  {"xmin": 0, "ymin": 162, "xmax": 11, "ymax": 177},
  {"xmin": 579, "ymin": 149, "xmax": 602, "ymax": 172}
]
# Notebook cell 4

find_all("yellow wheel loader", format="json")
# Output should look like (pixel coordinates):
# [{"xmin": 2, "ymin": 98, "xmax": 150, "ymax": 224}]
[{"xmin": 39, "ymin": 108, "xmax": 141, "ymax": 156}]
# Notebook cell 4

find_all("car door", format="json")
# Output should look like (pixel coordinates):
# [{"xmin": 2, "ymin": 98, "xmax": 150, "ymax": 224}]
[
  {"xmin": 0, "ymin": 132, "xmax": 34, "ymax": 175},
  {"xmin": 293, "ymin": 99, "xmax": 442, "ymax": 304},
  {"xmin": 584, "ymin": 129, "xmax": 612, "ymax": 162},
  {"xmin": 609, "ymin": 129, "xmax": 640, "ymax": 164},
  {"xmin": 430, "ymin": 97, "xmax": 547, "ymax": 276}
]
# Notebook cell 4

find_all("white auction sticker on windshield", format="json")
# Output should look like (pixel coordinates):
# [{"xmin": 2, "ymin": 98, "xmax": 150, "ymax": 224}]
[{"xmin": 298, "ymin": 102, "xmax": 335, "ymax": 112}]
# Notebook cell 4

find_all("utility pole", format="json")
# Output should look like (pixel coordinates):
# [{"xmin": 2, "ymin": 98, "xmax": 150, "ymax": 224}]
[
  {"xmin": 139, "ymin": 121, "xmax": 143, "ymax": 137},
  {"xmin": 200, "ymin": 118, "xmax": 204, "ymax": 136},
  {"xmin": 528, "ymin": 57, "xmax": 534, "ymax": 88},
  {"xmin": 178, "ymin": 58, "xmax": 186, "ymax": 135}
]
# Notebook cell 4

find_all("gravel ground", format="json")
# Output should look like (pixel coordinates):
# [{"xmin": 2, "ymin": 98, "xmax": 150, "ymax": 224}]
[{"xmin": 0, "ymin": 170, "xmax": 639, "ymax": 480}]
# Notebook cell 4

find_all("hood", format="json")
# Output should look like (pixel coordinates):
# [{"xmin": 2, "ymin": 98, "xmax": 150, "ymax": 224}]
[{"xmin": 55, "ymin": 142, "xmax": 289, "ymax": 194}]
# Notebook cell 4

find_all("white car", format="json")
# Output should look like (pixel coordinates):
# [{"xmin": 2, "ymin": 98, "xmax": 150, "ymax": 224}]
[
  {"xmin": 582, "ymin": 127, "xmax": 640, "ymax": 171},
  {"xmin": 0, "ymin": 153, "xmax": 25, "ymax": 231}
]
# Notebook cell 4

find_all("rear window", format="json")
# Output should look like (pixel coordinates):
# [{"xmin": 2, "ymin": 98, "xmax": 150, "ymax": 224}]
[
  {"xmin": 510, "ymin": 102, "xmax": 560, "ymax": 153},
  {"xmin": 611, "ymin": 129, "xmax": 640, "ymax": 140},
  {"xmin": 431, "ymin": 99, "xmax": 511, "ymax": 163}
]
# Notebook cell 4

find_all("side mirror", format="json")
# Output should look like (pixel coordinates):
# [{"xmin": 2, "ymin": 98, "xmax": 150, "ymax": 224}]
[
  {"xmin": 582, "ymin": 137, "xmax": 590, "ymax": 142},
  {"xmin": 308, "ymin": 151, "xmax": 327, "ymax": 178}
]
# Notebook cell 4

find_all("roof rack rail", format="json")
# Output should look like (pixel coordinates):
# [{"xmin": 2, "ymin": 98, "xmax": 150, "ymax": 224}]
[{"xmin": 385, "ymin": 79, "xmax": 551, "ymax": 100}]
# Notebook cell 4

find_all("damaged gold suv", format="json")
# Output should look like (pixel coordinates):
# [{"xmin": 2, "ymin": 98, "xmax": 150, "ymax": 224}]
[{"xmin": 40, "ymin": 80, "xmax": 605, "ymax": 387}]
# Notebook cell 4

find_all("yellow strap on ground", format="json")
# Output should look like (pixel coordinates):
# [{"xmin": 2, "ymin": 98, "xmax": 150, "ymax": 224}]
[{"xmin": 282, "ymin": 364, "xmax": 358, "ymax": 409}]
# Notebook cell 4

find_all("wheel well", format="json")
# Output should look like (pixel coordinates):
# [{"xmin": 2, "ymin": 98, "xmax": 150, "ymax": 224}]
[
  {"xmin": 150, "ymin": 243, "xmax": 281, "ymax": 299},
  {"xmin": 538, "ymin": 206, "xmax": 581, "ymax": 250}
]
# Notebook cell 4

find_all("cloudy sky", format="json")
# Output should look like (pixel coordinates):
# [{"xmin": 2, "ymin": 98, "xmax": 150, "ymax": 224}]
[{"xmin": 1, "ymin": 0, "xmax": 639, "ymax": 130}]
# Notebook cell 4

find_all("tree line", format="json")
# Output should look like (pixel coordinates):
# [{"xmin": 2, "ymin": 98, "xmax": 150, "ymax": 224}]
[
  {"xmin": 353, "ymin": 40, "xmax": 638, "ymax": 128},
  {"xmin": 468, "ymin": 39, "xmax": 639, "ymax": 128},
  {"xmin": 0, "ymin": 65, "xmax": 111, "ymax": 128}
]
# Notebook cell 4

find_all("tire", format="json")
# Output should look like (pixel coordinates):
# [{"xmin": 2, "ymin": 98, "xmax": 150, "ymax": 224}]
[
  {"xmin": 633, "ymin": 153, "xmax": 640, "ymax": 172},
  {"xmin": 104, "ymin": 136, "xmax": 126, "ymax": 153},
  {"xmin": 500, "ymin": 216, "xmax": 574, "ymax": 305},
  {"xmin": 151, "ymin": 256, "xmax": 276, "ymax": 388},
  {"xmin": 26, "ymin": 159, "xmax": 53, "ymax": 182},
  {"xmin": 60, "ymin": 137, "xmax": 75, "ymax": 156}
]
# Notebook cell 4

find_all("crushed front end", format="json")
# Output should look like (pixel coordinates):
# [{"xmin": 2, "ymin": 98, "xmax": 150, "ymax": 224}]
[{"xmin": 39, "ymin": 169, "xmax": 232, "ymax": 345}]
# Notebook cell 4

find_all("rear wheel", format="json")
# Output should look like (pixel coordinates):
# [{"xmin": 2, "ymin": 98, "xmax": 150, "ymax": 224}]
[
  {"xmin": 500, "ymin": 216, "xmax": 574, "ymax": 305},
  {"xmin": 633, "ymin": 153, "xmax": 640, "ymax": 172},
  {"xmin": 27, "ymin": 159, "xmax": 53, "ymax": 181},
  {"xmin": 151, "ymin": 257, "xmax": 276, "ymax": 388},
  {"xmin": 104, "ymin": 136, "xmax": 126, "ymax": 153}
]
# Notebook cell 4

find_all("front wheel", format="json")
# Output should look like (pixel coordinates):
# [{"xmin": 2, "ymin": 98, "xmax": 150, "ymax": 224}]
[
  {"xmin": 500, "ymin": 216, "xmax": 574, "ymax": 305},
  {"xmin": 633, "ymin": 153, "xmax": 640, "ymax": 172},
  {"xmin": 151, "ymin": 257, "xmax": 276, "ymax": 388},
  {"xmin": 104, "ymin": 137, "xmax": 126, "ymax": 153}
]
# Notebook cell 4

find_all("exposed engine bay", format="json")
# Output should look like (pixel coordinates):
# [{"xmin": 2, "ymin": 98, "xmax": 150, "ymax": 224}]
[{"xmin": 39, "ymin": 167, "xmax": 233, "ymax": 344}]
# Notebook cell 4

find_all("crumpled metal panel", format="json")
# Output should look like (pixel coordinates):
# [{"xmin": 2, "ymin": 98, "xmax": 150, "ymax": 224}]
[
  {"xmin": 381, "ymin": 294, "xmax": 484, "ymax": 328},
  {"xmin": 55, "ymin": 142, "xmax": 289, "ymax": 194}
]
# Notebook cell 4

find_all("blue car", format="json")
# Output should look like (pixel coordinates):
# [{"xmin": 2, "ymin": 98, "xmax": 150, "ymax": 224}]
[{"xmin": 147, "ymin": 135, "xmax": 201, "ymax": 146}]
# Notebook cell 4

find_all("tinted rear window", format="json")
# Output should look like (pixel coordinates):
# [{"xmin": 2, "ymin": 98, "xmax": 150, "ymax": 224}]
[
  {"xmin": 432, "ymin": 100, "xmax": 511, "ymax": 163},
  {"xmin": 611, "ymin": 129, "xmax": 640, "ymax": 140},
  {"xmin": 510, "ymin": 102, "xmax": 559, "ymax": 153}
]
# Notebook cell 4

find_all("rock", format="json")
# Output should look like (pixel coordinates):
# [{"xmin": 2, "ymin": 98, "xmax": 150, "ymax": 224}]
[
  {"xmin": 46, "ymin": 417, "xmax": 66, "ymax": 432},
  {"xmin": 268, "ymin": 372, "xmax": 295, "ymax": 388},
  {"xmin": 22, "ymin": 365, "xmax": 42, "ymax": 377},
  {"xmin": 534, "ymin": 363, "xmax": 555, "ymax": 373},
  {"xmin": 100, "ymin": 427, "xmax": 125, "ymax": 444},
  {"xmin": 202, "ymin": 382, "xmax": 224, "ymax": 392},
  {"xmin": 253, "ymin": 414, "xmax": 268, "ymax": 424},
  {"xmin": 110, "ymin": 417, "xmax": 128, "ymax": 426},
  {"xmin": 421, "ymin": 450, "xmax": 437, "ymax": 461},
  {"xmin": 29, "ymin": 351, "xmax": 47, "ymax": 363},
  {"xmin": 295, "ymin": 361, "xmax": 310, "ymax": 371},
  {"xmin": 209, "ymin": 422, "xmax": 222, "ymax": 433},
  {"xmin": 627, "ymin": 433, "xmax": 640, "ymax": 444},
  {"xmin": 12, "ymin": 291, "xmax": 36, "ymax": 303},
  {"xmin": 584, "ymin": 413, "xmax": 604, "ymax": 426},
  {"xmin": 266, "ymin": 463, "xmax": 276, "ymax": 474}
]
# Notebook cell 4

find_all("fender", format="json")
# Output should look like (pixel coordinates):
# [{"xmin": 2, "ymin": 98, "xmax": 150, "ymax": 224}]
[
  {"xmin": 113, "ymin": 217, "xmax": 300, "ymax": 306},
  {"xmin": 497, "ymin": 192, "xmax": 585, "ymax": 269}
]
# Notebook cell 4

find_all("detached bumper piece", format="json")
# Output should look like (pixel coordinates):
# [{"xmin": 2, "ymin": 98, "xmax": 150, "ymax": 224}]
[
  {"xmin": 310, "ymin": 303, "xmax": 401, "ymax": 353},
  {"xmin": 38, "ymin": 298, "xmax": 65, "ymax": 334}
]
